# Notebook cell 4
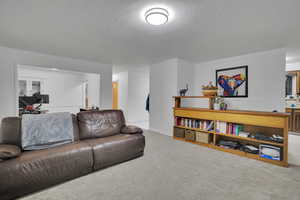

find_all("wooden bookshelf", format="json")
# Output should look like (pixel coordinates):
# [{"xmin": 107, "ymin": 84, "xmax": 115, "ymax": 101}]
[{"xmin": 173, "ymin": 106, "xmax": 290, "ymax": 167}]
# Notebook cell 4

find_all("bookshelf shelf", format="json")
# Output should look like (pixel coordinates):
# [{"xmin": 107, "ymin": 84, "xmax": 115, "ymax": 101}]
[
  {"xmin": 173, "ymin": 135, "xmax": 287, "ymax": 167},
  {"xmin": 214, "ymin": 132, "xmax": 284, "ymax": 147},
  {"xmin": 173, "ymin": 96, "xmax": 215, "ymax": 99},
  {"xmin": 174, "ymin": 125, "xmax": 284, "ymax": 147},
  {"xmin": 173, "ymin": 136, "xmax": 214, "ymax": 146},
  {"xmin": 174, "ymin": 125, "xmax": 214, "ymax": 134},
  {"xmin": 212, "ymin": 145, "xmax": 286, "ymax": 166},
  {"xmin": 173, "ymin": 105, "xmax": 289, "ymax": 167}
]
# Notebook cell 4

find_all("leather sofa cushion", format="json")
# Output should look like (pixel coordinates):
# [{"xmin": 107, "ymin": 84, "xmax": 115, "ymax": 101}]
[
  {"xmin": 84, "ymin": 134, "xmax": 145, "ymax": 170},
  {"xmin": 121, "ymin": 125, "xmax": 143, "ymax": 134},
  {"xmin": 72, "ymin": 114, "xmax": 80, "ymax": 141},
  {"xmin": 0, "ymin": 142, "xmax": 93, "ymax": 200},
  {"xmin": 0, "ymin": 144, "xmax": 21, "ymax": 160},
  {"xmin": 0, "ymin": 115, "xmax": 80, "ymax": 147},
  {"xmin": 0, "ymin": 117, "xmax": 21, "ymax": 146},
  {"xmin": 77, "ymin": 110, "xmax": 126, "ymax": 140}
]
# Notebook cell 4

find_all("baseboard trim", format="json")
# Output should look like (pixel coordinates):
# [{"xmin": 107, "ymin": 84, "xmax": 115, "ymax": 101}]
[{"xmin": 148, "ymin": 128, "xmax": 172, "ymax": 137}]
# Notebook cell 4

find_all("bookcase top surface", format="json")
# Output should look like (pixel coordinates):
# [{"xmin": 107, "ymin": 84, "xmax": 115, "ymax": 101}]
[
  {"xmin": 173, "ymin": 107, "xmax": 290, "ymax": 117},
  {"xmin": 173, "ymin": 96, "xmax": 215, "ymax": 99}
]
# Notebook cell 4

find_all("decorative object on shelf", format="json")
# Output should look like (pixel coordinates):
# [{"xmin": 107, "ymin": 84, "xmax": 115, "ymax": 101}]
[
  {"xmin": 214, "ymin": 103, "xmax": 220, "ymax": 110},
  {"xmin": 179, "ymin": 84, "xmax": 189, "ymax": 96},
  {"xmin": 214, "ymin": 96, "xmax": 228, "ymax": 110},
  {"xmin": 219, "ymin": 101, "xmax": 228, "ymax": 110},
  {"xmin": 202, "ymin": 81, "xmax": 218, "ymax": 96},
  {"xmin": 216, "ymin": 66, "xmax": 248, "ymax": 97},
  {"xmin": 214, "ymin": 96, "xmax": 223, "ymax": 110}
]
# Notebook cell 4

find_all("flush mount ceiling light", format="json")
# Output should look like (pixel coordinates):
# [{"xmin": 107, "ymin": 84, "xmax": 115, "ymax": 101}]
[
  {"xmin": 145, "ymin": 7, "xmax": 169, "ymax": 25},
  {"xmin": 50, "ymin": 68, "xmax": 59, "ymax": 71}
]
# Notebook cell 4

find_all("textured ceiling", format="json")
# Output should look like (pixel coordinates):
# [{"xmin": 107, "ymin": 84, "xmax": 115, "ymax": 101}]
[{"xmin": 0, "ymin": 0, "xmax": 300, "ymax": 65}]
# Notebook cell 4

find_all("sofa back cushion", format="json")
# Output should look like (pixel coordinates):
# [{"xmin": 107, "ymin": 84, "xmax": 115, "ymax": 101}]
[
  {"xmin": 0, "ymin": 115, "xmax": 80, "ymax": 147},
  {"xmin": 0, "ymin": 117, "xmax": 21, "ymax": 146},
  {"xmin": 77, "ymin": 110, "xmax": 125, "ymax": 140}
]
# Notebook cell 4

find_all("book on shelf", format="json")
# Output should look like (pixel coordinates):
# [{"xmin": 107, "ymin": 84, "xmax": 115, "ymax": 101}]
[
  {"xmin": 174, "ymin": 117, "xmax": 214, "ymax": 131},
  {"xmin": 216, "ymin": 121, "xmax": 243, "ymax": 136}
]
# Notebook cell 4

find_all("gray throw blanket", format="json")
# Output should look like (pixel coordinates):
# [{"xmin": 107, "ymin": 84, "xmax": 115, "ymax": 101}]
[{"xmin": 22, "ymin": 112, "xmax": 74, "ymax": 150}]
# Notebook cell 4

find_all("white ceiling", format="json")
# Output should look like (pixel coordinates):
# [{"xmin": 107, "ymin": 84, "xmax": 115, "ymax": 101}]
[{"xmin": 1, "ymin": 0, "xmax": 300, "ymax": 65}]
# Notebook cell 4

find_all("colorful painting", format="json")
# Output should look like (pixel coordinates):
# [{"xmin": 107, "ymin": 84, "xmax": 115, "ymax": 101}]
[{"xmin": 216, "ymin": 66, "xmax": 248, "ymax": 97}]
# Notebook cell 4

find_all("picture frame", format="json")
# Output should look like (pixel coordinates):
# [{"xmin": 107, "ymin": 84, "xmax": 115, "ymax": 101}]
[{"xmin": 216, "ymin": 65, "xmax": 248, "ymax": 98}]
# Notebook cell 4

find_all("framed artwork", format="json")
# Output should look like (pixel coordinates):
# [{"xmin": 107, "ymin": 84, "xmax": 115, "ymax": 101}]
[{"xmin": 216, "ymin": 66, "xmax": 248, "ymax": 98}]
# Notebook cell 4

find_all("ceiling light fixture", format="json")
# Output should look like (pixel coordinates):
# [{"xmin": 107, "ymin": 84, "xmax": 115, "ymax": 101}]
[
  {"xmin": 50, "ymin": 68, "xmax": 59, "ymax": 71},
  {"xmin": 145, "ymin": 7, "xmax": 169, "ymax": 26}
]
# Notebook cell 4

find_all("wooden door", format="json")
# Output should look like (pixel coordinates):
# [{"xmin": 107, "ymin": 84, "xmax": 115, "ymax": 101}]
[
  {"xmin": 287, "ymin": 71, "xmax": 300, "ymax": 95},
  {"xmin": 112, "ymin": 82, "xmax": 119, "ymax": 109}
]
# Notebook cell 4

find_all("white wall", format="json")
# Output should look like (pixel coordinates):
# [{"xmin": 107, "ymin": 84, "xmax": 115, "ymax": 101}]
[
  {"xmin": 177, "ymin": 59, "xmax": 198, "ymax": 107},
  {"xmin": 18, "ymin": 66, "xmax": 100, "ymax": 114},
  {"xmin": 148, "ymin": 49, "xmax": 286, "ymax": 136},
  {"xmin": 286, "ymin": 63, "xmax": 300, "ymax": 71},
  {"xmin": 193, "ymin": 49, "xmax": 286, "ymax": 112},
  {"xmin": 149, "ymin": 59, "xmax": 178, "ymax": 136},
  {"xmin": 85, "ymin": 73, "xmax": 101, "ymax": 107},
  {"xmin": 177, "ymin": 59, "xmax": 195, "ymax": 95},
  {"xmin": 0, "ymin": 46, "xmax": 112, "ymax": 119},
  {"xmin": 117, "ymin": 71, "xmax": 129, "ymax": 117}
]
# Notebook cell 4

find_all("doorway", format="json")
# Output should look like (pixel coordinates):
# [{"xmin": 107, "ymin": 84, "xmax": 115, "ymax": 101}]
[
  {"xmin": 112, "ymin": 69, "xmax": 149, "ymax": 129},
  {"xmin": 112, "ymin": 81, "xmax": 119, "ymax": 109},
  {"xmin": 17, "ymin": 65, "xmax": 100, "ymax": 115}
]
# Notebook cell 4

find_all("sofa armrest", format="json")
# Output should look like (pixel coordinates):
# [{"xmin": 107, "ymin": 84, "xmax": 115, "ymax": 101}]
[
  {"xmin": 0, "ymin": 144, "xmax": 21, "ymax": 161},
  {"xmin": 121, "ymin": 125, "xmax": 143, "ymax": 135}
]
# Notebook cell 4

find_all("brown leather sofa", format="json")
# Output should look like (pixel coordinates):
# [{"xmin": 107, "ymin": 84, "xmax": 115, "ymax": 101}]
[{"xmin": 0, "ymin": 110, "xmax": 145, "ymax": 200}]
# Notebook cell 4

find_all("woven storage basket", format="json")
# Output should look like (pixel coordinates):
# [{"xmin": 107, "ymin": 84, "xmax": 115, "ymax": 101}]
[
  {"xmin": 196, "ymin": 132, "xmax": 212, "ymax": 144},
  {"xmin": 174, "ymin": 127, "xmax": 185, "ymax": 138},
  {"xmin": 185, "ymin": 130, "xmax": 196, "ymax": 141}
]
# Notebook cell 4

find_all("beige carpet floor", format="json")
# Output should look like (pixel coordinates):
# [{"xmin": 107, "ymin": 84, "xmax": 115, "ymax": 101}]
[{"xmin": 21, "ymin": 131, "xmax": 300, "ymax": 200}]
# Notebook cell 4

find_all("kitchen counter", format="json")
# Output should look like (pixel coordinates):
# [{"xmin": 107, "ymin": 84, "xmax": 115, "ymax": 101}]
[{"xmin": 286, "ymin": 107, "xmax": 300, "ymax": 109}]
